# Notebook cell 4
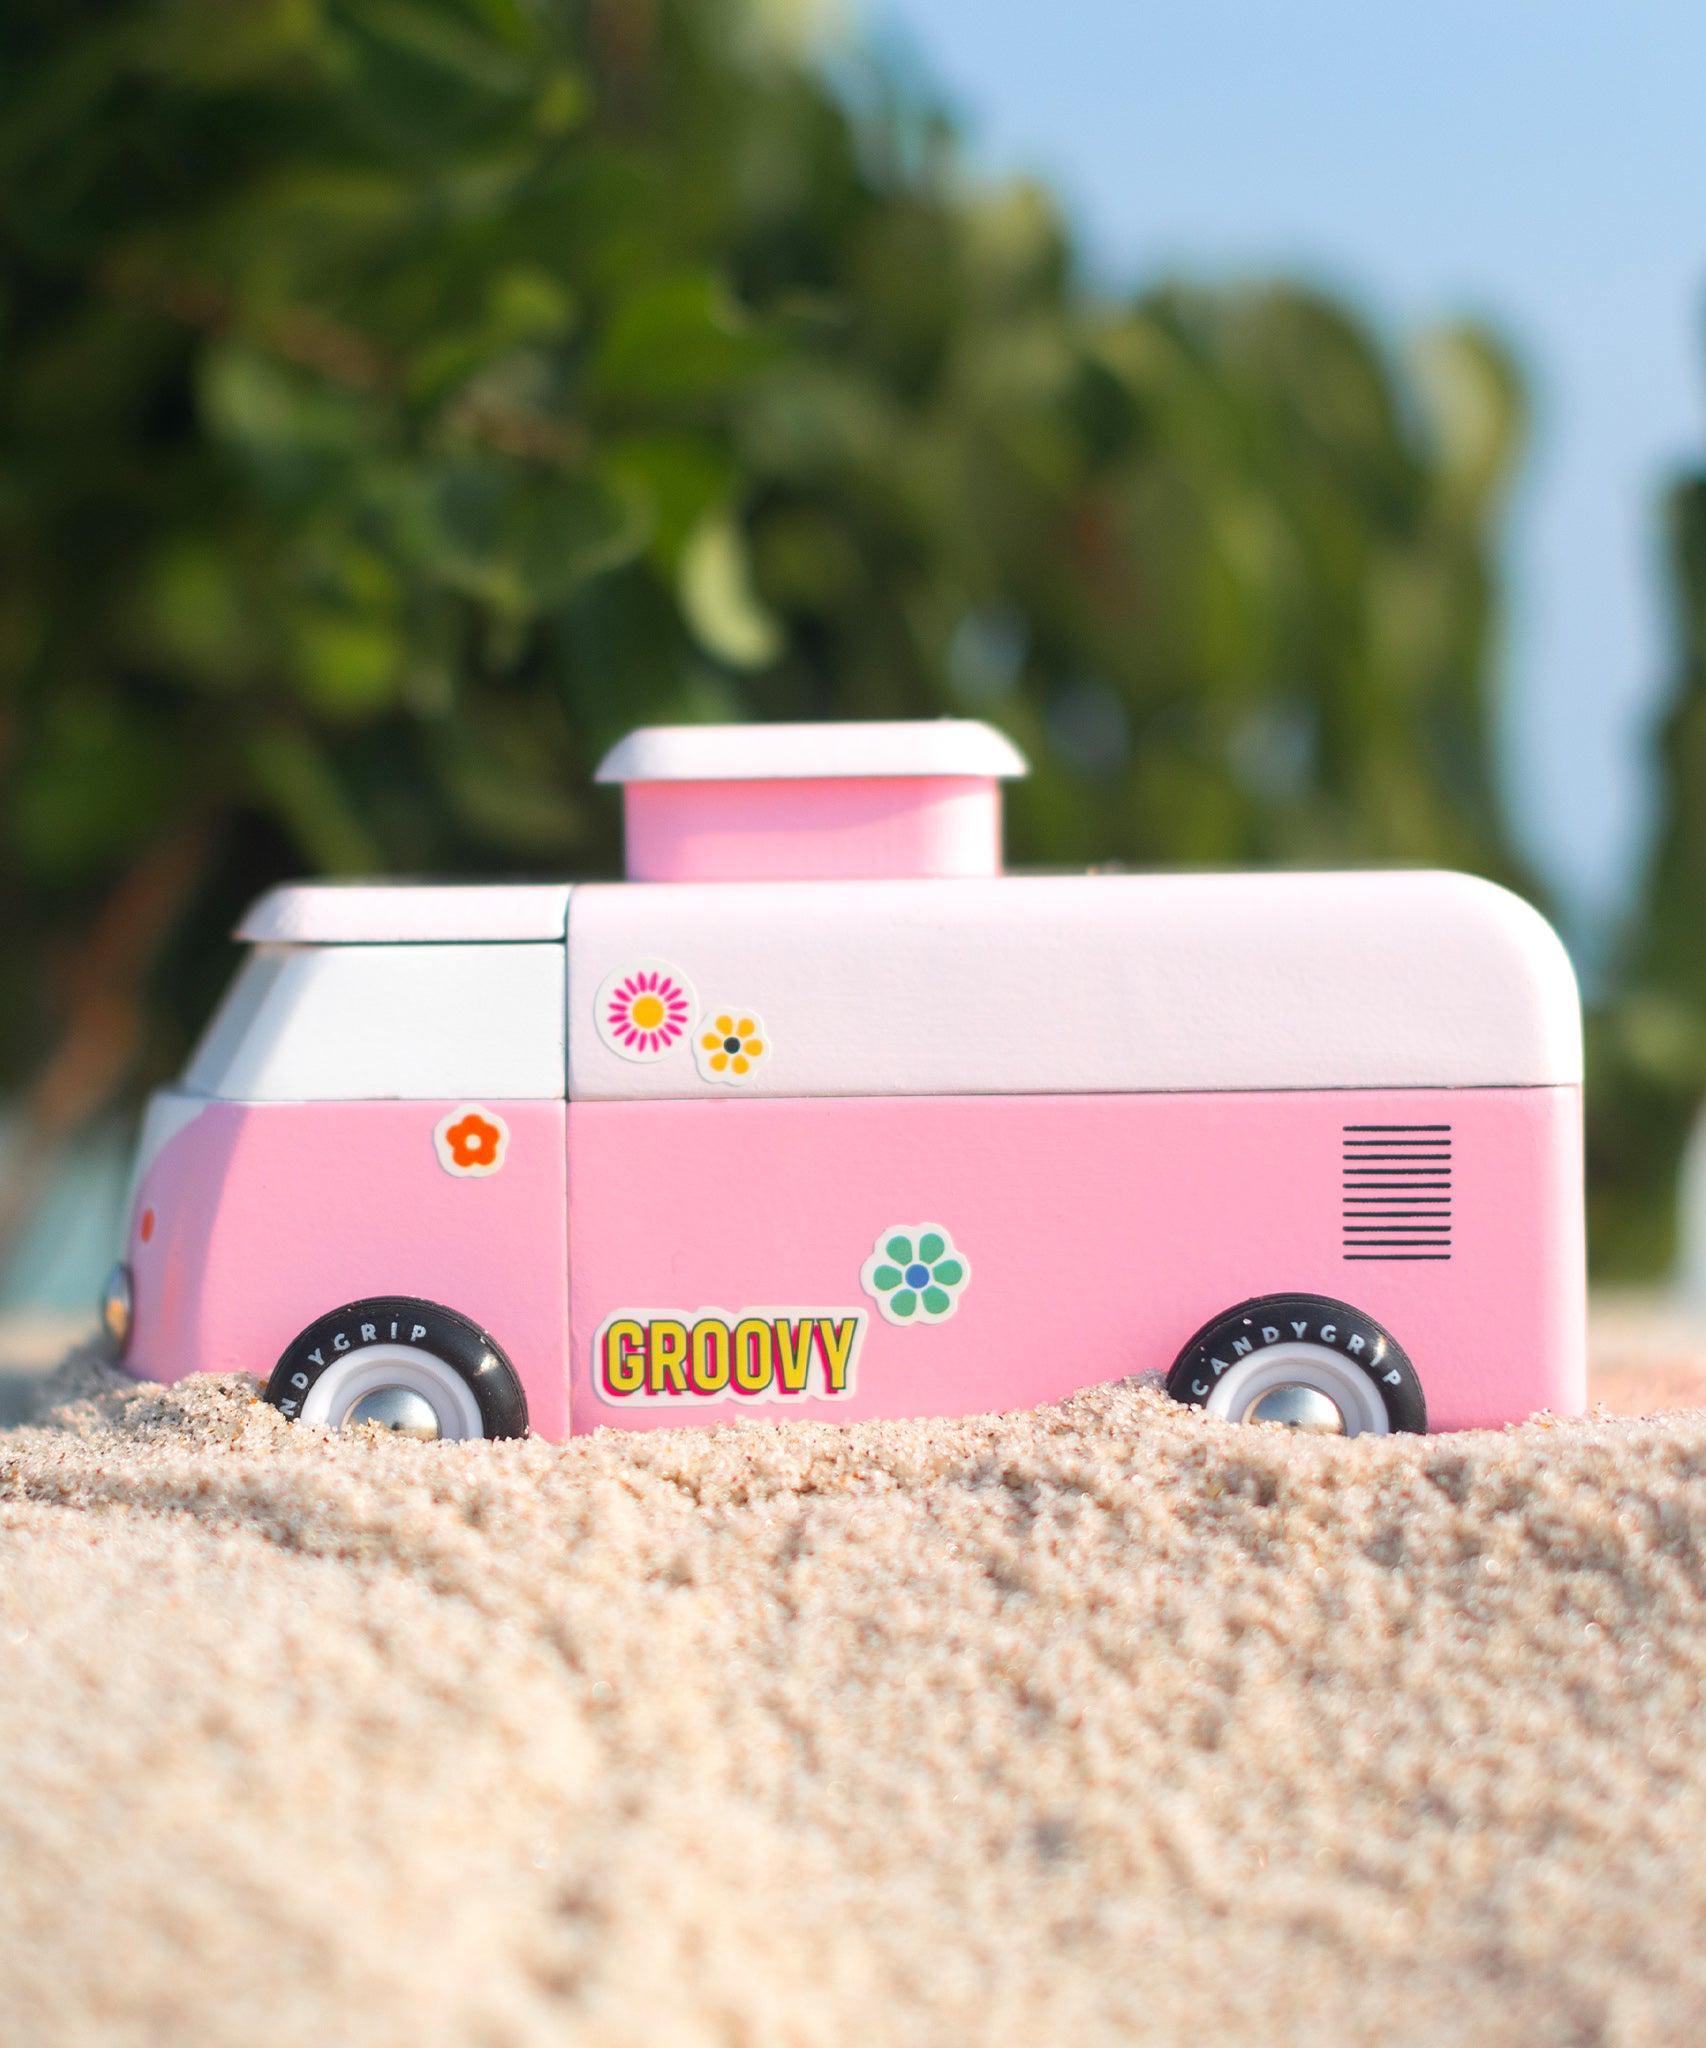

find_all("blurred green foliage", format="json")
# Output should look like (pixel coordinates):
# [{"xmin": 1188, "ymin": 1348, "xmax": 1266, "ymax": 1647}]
[
  {"xmin": 1, "ymin": 0, "xmax": 1536, "ymax": 1220},
  {"xmin": 1593, "ymin": 477, "xmax": 1706, "ymax": 1275}
]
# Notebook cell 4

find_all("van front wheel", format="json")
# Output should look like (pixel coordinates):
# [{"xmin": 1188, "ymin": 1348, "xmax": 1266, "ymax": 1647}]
[
  {"xmin": 1165, "ymin": 1293, "xmax": 1425, "ymax": 1437},
  {"xmin": 264, "ymin": 1297, "xmax": 528, "ymax": 1441}
]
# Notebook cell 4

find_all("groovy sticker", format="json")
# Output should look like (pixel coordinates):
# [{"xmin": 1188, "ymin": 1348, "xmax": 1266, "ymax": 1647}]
[{"xmin": 593, "ymin": 1309, "xmax": 866, "ymax": 1407}]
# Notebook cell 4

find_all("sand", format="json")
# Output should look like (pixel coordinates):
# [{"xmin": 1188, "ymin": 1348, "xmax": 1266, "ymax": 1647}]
[{"xmin": 4, "ymin": 1356, "xmax": 1706, "ymax": 2047}]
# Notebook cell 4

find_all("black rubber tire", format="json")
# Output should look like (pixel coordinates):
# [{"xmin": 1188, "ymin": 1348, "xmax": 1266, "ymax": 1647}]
[
  {"xmin": 1164, "ymin": 1291, "xmax": 1427, "ymax": 1434},
  {"xmin": 264, "ymin": 1296, "xmax": 529, "ymax": 1438}
]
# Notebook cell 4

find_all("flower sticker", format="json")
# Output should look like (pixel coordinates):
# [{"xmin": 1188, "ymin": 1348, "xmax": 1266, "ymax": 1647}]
[
  {"xmin": 595, "ymin": 961, "xmax": 696, "ymax": 1063},
  {"xmin": 434, "ymin": 1105, "xmax": 510, "ymax": 1179},
  {"xmin": 860, "ymin": 1225, "xmax": 970, "ymax": 1325},
  {"xmin": 694, "ymin": 1008, "xmax": 770, "ymax": 1085}
]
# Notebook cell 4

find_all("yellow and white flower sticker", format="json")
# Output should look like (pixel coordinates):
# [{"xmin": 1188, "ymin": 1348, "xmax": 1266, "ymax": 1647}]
[{"xmin": 694, "ymin": 1008, "xmax": 770, "ymax": 1084}]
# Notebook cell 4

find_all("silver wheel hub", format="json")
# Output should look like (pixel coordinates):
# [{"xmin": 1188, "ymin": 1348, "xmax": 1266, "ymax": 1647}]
[
  {"xmin": 1246, "ymin": 1384, "xmax": 1345, "ymax": 1434},
  {"xmin": 347, "ymin": 1387, "xmax": 442, "ymax": 1440},
  {"xmin": 297, "ymin": 1343, "xmax": 484, "ymax": 1441},
  {"xmin": 1204, "ymin": 1340, "xmax": 1390, "ymax": 1437}
]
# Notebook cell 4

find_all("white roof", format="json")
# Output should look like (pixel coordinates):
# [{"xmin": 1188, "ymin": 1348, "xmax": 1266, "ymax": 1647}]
[
  {"xmin": 594, "ymin": 720, "xmax": 1029, "ymax": 785},
  {"xmin": 237, "ymin": 883, "xmax": 572, "ymax": 945},
  {"xmin": 566, "ymin": 870, "xmax": 1581, "ymax": 1099}
]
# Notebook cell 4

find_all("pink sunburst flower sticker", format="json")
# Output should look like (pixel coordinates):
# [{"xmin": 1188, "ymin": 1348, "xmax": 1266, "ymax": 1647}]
[{"xmin": 594, "ymin": 960, "xmax": 697, "ymax": 1063}]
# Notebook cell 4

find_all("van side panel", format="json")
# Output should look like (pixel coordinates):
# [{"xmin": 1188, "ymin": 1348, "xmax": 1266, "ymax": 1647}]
[
  {"xmin": 126, "ymin": 1100, "xmax": 569, "ymax": 1441},
  {"xmin": 566, "ymin": 874, "xmax": 1582, "ymax": 1103},
  {"xmin": 565, "ymin": 1088, "xmax": 1584, "ymax": 1436}
]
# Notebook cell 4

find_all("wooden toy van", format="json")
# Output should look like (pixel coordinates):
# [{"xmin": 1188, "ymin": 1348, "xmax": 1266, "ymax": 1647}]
[{"xmin": 102, "ymin": 721, "xmax": 1585, "ymax": 1444}]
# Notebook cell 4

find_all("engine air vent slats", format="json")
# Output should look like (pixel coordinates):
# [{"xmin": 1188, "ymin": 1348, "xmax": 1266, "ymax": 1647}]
[{"xmin": 1342, "ymin": 1123, "xmax": 1451, "ymax": 1262}]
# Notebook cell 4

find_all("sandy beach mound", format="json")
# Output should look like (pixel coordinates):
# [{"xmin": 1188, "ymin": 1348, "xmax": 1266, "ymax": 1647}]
[{"xmin": 4, "ymin": 1361, "xmax": 1706, "ymax": 2047}]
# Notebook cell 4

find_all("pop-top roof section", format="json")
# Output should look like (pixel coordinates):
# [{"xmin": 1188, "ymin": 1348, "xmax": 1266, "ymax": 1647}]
[
  {"xmin": 236, "ymin": 882, "xmax": 572, "ymax": 945},
  {"xmin": 594, "ymin": 720, "xmax": 1029, "ymax": 785},
  {"xmin": 598, "ymin": 720, "xmax": 1028, "ymax": 882}
]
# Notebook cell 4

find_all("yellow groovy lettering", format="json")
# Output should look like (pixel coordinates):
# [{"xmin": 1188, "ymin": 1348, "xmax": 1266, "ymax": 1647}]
[
  {"xmin": 690, "ymin": 1318, "xmax": 732, "ymax": 1396},
  {"xmin": 602, "ymin": 1319, "xmax": 646, "ymax": 1398},
  {"xmin": 732, "ymin": 1317, "xmax": 774, "ymax": 1395},
  {"xmin": 816, "ymin": 1317, "xmax": 859, "ymax": 1395},
  {"xmin": 774, "ymin": 1319, "xmax": 815, "ymax": 1395},
  {"xmin": 647, "ymin": 1319, "xmax": 689, "ymax": 1397}
]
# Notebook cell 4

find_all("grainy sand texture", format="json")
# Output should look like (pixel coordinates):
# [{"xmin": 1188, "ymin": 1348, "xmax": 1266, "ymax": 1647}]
[{"xmin": 4, "ymin": 1355, "xmax": 1706, "ymax": 2048}]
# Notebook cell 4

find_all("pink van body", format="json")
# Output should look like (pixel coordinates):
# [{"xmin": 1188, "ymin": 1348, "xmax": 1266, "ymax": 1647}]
[
  {"xmin": 124, "ymin": 1084, "xmax": 1580, "ymax": 1440},
  {"xmin": 114, "ymin": 722, "xmax": 1588, "ymax": 1440},
  {"xmin": 128, "ymin": 1101, "xmax": 572, "ymax": 1444}
]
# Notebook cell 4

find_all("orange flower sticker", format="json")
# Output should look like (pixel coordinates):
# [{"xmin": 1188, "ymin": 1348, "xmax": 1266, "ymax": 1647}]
[
  {"xmin": 694, "ymin": 1009, "xmax": 770, "ymax": 1085},
  {"xmin": 433, "ymin": 1105, "xmax": 510, "ymax": 1178}
]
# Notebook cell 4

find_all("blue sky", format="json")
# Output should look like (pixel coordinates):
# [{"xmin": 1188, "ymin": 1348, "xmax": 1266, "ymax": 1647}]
[{"xmin": 863, "ymin": 0, "xmax": 1706, "ymax": 943}]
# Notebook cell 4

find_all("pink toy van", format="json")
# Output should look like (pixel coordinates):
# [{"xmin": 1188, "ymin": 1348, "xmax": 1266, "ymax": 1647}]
[{"xmin": 101, "ymin": 721, "xmax": 1585, "ymax": 1444}]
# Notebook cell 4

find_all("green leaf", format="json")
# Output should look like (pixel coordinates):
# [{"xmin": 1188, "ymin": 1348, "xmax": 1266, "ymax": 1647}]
[
  {"xmin": 534, "ymin": 68, "xmax": 589, "ymax": 136},
  {"xmin": 604, "ymin": 434, "xmax": 736, "ymax": 570},
  {"xmin": 8, "ymin": 696, "xmax": 181, "ymax": 882},
  {"xmin": 592, "ymin": 274, "xmax": 774, "ymax": 407},
  {"xmin": 243, "ymin": 728, "xmax": 382, "ymax": 873},
  {"xmin": 430, "ymin": 462, "xmax": 649, "ymax": 616},
  {"xmin": 130, "ymin": 540, "xmax": 260, "ymax": 689},
  {"xmin": 344, "ymin": 0, "xmax": 533, "ymax": 93},
  {"xmin": 428, "ymin": 707, "xmax": 590, "ymax": 854},
  {"xmin": 407, "ymin": 270, "xmax": 577, "ymax": 404},
  {"xmin": 287, "ymin": 612, "xmax": 404, "ymax": 719},
  {"xmin": 678, "ymin": 512, "xmax": 782, "ymax": 669},
  {"xmin": 142, "ymin": 0, "xmax": 323, "ymax": 86},
  {"xmin": 201, "ymin": 346, "xmax": 385, "ymax": 462}
]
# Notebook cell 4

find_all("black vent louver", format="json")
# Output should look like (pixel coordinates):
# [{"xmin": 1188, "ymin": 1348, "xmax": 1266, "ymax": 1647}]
[{"xmin": 1341, "ymin": 1124, "xmax": 1451, "ymax": 1262}]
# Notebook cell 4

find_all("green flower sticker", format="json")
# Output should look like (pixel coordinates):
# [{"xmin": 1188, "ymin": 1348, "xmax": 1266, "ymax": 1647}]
[{"xmin": 860, "ymin": 1224, "xmax": 970, "ymax": 1326}]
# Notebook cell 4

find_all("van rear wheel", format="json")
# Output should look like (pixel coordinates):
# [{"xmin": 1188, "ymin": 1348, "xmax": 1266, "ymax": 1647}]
[
  {"xmin": 1165, "ymin": 1293, "xmax": 1425, "ymax": 1437},
  {"xmin": 264, "ymin": 1297, "xmax": 528, "ymax": 1441}
]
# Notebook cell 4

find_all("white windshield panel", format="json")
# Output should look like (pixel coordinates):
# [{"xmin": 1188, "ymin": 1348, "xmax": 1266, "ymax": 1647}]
[{"xmin": 183, "ymin": 944, "xmax": 565, "ymax": 1101}]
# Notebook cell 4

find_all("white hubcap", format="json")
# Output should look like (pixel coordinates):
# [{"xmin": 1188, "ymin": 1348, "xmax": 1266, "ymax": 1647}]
[
  {"xmin": 1204, "ymin": 1340, "xmax": 1390, "ymax": 1437},
  {"xmin": 298, "ymin": 1345, "xmax": 485, "ymax": 1441}
]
